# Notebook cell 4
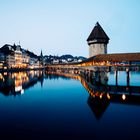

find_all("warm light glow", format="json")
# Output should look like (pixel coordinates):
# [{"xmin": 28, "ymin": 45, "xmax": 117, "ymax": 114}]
[
  {"xmin": 0, "ymin": 73, "xmax": 5, "ymax": 81},
  {"xmin": 122, "ymin": 94, "xmax": 126, "ymax": 100},
  {"xmin": 107, "ymin": 93, "xmax": 110, "ymax": 99},
  {"xmin": 15, "ymin": 86, "xmax": 23, "ymax": 92},
  {"xmin": 92, "ymin": 95, "xmax": 95, "ymax": 98},
  {"xmin": 30, "ymin": 66, "xmax": 34, "ymax": 69},
  {"xmin": 100, "ymin": 94, "xmax": 102, "ymax": 99},
  {"xmin": 4, "ymin": 72, "xmax": 7, "ymax": 76}
]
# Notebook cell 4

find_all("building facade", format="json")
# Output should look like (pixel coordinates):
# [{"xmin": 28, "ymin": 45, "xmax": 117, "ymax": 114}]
[
  {"xmin": 0, "ymin": 44, "xmax": 42, "ymax": 69},
  {"xmin": 14, "ymin": 45, "xmax": 22, "ymax": 68}
]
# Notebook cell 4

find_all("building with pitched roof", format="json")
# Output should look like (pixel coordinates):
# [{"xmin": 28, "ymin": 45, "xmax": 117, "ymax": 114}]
[
  {"xmin": 0, "ymin": 44, "xmax": 40, "ymax": 69},
  {"xmin": 87, "ymin": 22, "xmax": 109, "ymax": 58},
  {"xmin": 86, "ymin": 22, "xmax": 140, "ymax": 65}
]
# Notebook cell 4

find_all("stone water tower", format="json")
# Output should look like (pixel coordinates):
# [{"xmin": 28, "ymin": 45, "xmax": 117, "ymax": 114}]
[{"xmin": 87, "ymin": 22, "xmax": 109, "ymax": 58}]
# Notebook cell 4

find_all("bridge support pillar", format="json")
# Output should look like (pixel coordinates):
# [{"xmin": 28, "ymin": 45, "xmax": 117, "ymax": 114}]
[
  {"xmin": 126, "ymin": 68, "xmax": 130, "ymax": 87},
  {"xmin": 115, "ymin": 70, "xmax": 118, "ymax": 86}
]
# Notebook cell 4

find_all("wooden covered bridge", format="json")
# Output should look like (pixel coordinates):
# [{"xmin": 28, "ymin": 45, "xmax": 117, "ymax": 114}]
[
  {"xmin": 46, "ymin": 53, "xmax": 140, "ymax": 86},
  {"xmin": 47, "ymin": 52, "xmax": 140, "ymax": 72}
]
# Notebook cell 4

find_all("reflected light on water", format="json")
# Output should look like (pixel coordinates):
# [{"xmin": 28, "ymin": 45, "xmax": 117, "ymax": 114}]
[
  {"xmin": 122, "ymin": 94, "xmax": 126, "ymax": 100},
  {"xmin": 15, "ymin": 86, "xmax": 22, "ymax": 92},
  {"xmin": 0, "ymin": 73, "xmax": 4, "ymax": 81},
  {"xmin": 0, "ymin": 70, "xmax": 140, "ymax": 140},
  {"xmin": 4, "ymin": 72, "xmax": 7, "ymax": 76},
  {"xmin": 21, "ymin": 89, "xmax": 24, "ymax": 95},
  {"xmin": 100, "ymin": 94, "xmax": 102, "ymax": 99},
  {"xmin": 107, "ymin": 93, "xmax": 111, "ymax": 99}
]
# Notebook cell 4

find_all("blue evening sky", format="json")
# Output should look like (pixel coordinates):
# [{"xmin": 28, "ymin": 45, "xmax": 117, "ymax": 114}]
[{"xmin": 0, "ymin": 0, "xmax": 140, "ymax": 57}]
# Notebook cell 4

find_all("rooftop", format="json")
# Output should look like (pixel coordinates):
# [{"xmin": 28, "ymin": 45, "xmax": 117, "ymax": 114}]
[
  {"xmin": 87, "ymin": 53, "xmax": 140, "ymax": 62},
  {"xmin": 87, "ymin": 22, "xmax": 109, "ymax": 42}
]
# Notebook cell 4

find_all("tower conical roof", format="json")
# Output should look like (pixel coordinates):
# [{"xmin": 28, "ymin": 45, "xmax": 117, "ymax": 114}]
[
  {"xmin": 87, "ymin": 22, "xmax": 109, "ymax": 42},
  {"xmin": 40, "ymin": 50, "xmax": 43, "ymax": 57}
]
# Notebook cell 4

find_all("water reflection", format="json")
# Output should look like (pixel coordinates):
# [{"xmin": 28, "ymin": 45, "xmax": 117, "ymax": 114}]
[
  {"xmin": 0, "ymin": 71, "xmax": 44, "ymax": 96},
  {"xmin": 0, "ymin": 71, "xmax": 80, "ymax": 96},
  {"xmin": 0, "ymin": 70, "xmax": 140, "ymax": 121},
  {"xmin": 88, "ymin": 95, "xmax": 110, "ymax": 120}
]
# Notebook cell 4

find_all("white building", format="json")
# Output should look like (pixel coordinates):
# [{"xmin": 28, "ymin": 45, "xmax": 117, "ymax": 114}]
[
  {"xmin": 14, "ymin": 45, "xmax": 22, "ymax": 68},
  {"xmin": 6, "ymin": 52, "xmax": 15, "ymax": 68},
  {"xmin": 22, "ymin": 50, "xmax": 30, "ymax": 68}
]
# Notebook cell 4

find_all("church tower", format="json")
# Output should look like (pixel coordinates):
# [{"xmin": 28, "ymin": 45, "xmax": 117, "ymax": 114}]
[
  {"xmin": 40, "ymin": 50, "xmax": 44, "ymax": 66},
  {"xmin": 87, "ymin": 22, "xmax": 109, "ymax": 58}
]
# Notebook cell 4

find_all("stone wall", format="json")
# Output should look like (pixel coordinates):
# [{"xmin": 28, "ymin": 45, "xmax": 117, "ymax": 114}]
[{"xmin": 89, "ymin": 43, "xmax": 107, "ymax": 58}]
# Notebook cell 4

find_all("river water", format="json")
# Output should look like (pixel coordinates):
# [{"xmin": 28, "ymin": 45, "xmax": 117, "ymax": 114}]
[{"xmin": 0, "ymin": 71, "xmax": 140, "ymax": 140}]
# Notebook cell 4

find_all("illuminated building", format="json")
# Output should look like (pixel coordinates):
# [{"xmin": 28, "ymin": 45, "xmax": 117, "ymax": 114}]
[
  {"xmin": 0, "ymin": 44, "xmax": 41, "ymax": 69},
  {"xmin": 6, "ymin": 52, "xmax": 15, "ymax": 68},
  {"xmin": 14, "ymin": 45, "xmax": 22, "ymax": 68},
  {"xmin": 22, "ymin": 50, "xmax": 30, "ymax": 68}
]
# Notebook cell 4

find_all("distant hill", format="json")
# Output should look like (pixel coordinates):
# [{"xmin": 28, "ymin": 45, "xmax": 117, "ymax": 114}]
[{"xmin": 44, "ymin": 54, "xmax": 87, "ymax": 64}]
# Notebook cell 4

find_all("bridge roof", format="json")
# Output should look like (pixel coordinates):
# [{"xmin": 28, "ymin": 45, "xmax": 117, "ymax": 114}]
[
  {"xmin": 87, "ymin": 22, "xmax": 109, "ymax": 41},
  {"xmin": 85, "ymin": 53, "xmax": 140, "ymax": 62}
]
